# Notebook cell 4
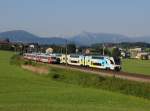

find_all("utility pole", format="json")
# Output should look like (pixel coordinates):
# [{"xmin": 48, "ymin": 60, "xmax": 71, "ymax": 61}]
[
  {"xmin": 103, "ymin": 44, "xmax": 105, "ymax": 56},
  {"xmin": 76, "ymin": 48, "xmax": 78, "ymax": 54},
  {"xmin": 65, "ymin": 40, "xmax": 68, "ymax": 67},
  {"xmin": 61, "ymin": 47, "xmax": 62, "ymax": 54}
]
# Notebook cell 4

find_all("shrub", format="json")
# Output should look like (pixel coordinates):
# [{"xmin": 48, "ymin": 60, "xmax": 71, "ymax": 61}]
[
  {"xmin": 48, "ymin": 67, "xmax": 150, "ymax": 100},
  {"xmin": 10, "ymin": 54, "xmax": 23, "ymax": 66}
]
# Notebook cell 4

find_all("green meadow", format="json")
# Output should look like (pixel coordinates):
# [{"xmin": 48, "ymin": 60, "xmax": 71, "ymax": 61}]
[
  {"xmin": 122, "ymin": 59, "xmax": 150, "ymax": 75},
  {"xmin": 0, "ymin": 51, "xmax": 150, "ymax": 111}
]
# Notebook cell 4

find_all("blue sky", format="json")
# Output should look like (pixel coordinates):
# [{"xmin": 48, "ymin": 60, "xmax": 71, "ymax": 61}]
[{"xmin": 0, "ymin": 0, "xmax": 150, "ymax": 37}]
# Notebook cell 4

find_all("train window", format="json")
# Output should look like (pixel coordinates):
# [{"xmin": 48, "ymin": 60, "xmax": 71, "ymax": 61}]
[
  {"xmin": 92, "ymin": 63, "xmax": 101, "ymax": 66},
  {"xmin": 56, "ymin": 54, "xmax": 61, "ymax": 57},
  {"xmin": 92, "ymin": 56, "xmax": 104, "ymax": 59},
  {"xmin": 110, "ymin": 60, "xmax": 114, "ymax": 64},
  {"xmin": 70, "ymin": 55, "xmax": 79, "ymax": 58},
  {"xmin": 71, "ymin": 60, "xmax": 78, "ymax": 63}
]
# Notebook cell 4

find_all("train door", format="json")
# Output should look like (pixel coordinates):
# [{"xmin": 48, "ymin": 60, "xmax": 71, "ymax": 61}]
[
  {"xmin": 48, "ymin": 57, "xmax": 51, "ymax": 64},
  {"xmin": 79, "ymin": 56, "xmax": 84, "ymax": 66},
  {"xmin": 85, "ymin": 56, "xmax": 91, "ymax": 67}
]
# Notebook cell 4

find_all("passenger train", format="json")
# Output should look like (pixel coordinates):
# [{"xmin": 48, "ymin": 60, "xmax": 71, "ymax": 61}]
[
  {"xmin": 23, "ymin": 53, "xmax": 121, "ymax": 71},
  {"xmin": 24, "ymin": 53, "xmax": 58, "ymax": 64}
]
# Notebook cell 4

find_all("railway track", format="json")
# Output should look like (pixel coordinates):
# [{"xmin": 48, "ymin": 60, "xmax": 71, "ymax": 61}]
[
  {"xmin": 23, "ymin": 57, "xmax": 150, "ymax": 83},
  {"xmin": 48, "ymin": 63, "xmax": 150, "ymax": 83}
]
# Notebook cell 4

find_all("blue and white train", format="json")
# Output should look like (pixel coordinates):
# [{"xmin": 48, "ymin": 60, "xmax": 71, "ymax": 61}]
[{"xmin": 67, "ymin": 54, "xmax": 121, "ymax": 71}]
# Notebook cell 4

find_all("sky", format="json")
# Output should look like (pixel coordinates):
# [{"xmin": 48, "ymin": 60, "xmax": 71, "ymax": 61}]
[{"xmin": 0, "ymin": 0, "xmax": 150, "ymax": 37}]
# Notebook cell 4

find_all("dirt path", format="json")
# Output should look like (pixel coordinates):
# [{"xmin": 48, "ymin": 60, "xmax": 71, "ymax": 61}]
[{"xmin": 22, "ymin": 65, "xmax": 49, "ymax": 75}]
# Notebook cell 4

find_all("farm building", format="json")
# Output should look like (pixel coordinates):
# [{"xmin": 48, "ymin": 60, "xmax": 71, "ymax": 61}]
[
  {"xmin": 46, "ymin": 48, "xmax": 53, "ymax": 54},
  {"xmin": 129, "ymin": 48, "xmax": 142, "ymax": 58},
  {"xmin": 0, "ymin": 38, "xmax": 12, "ymax": 50},
  {"xmin": 136, "ymin": 52, "xmax": 149, "ymax": 60},
  {"xmin": 129, "ymin": 48, "xmax": 150, "ymax": 60}
]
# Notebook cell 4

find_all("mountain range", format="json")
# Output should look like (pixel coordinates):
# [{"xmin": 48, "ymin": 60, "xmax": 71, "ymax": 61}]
[
  {"xmin": 0, "ymin": 30, "xmax": 150, "ymax": 46},
  {"xmin": 0, "ymin": 30, "xmax": 66, "ymax": 45}
]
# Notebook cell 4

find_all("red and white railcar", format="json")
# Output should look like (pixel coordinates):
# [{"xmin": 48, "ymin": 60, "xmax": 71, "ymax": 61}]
[{"xmin": 23, "ymin": 53, "xmax": 58, "ymax": 64}]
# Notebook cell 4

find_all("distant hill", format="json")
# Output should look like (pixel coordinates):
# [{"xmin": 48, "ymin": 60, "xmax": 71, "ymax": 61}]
[
  {"xmin": 130, "ymin": 36, "xmax": 150, "ymax": 43},
  {"xmin": 69, "ymin": 31, "xmax": 130, "ymax": 45},
  {"xmin": 0, "ymin": 30, "xmax": 150, "ymax": 46},
  {"xmin": 0, "ymin": 30, "xmax": 67, "ymax": 45}
]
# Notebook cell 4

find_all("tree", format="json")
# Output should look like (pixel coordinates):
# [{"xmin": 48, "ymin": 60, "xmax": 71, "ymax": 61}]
[
  {"xmin": 67, "ymin": 44, "xmax": 76, "ymax": 54},
  {"xmin": 104, "ymin": 48, "xmax": 111, "ymax": 56},
  {"xmin": 4, "ymin": 38, "xmax": 10, "ymax": 43},
  {"xmin": 111, "ymin": 47, "xmax": 121, "ymax": 65},
  {"xmin": 112, "ymin": 47, "xmax": 121, "ymax": 57}
]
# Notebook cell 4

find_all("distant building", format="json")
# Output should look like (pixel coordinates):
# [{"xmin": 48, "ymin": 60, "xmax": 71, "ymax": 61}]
[
  {"xmin": 0, "ymin": 38, "xmax": 12, "ymax": 50},
  {"xmin": 129, "ymin": 48, "xmax": 142, "ymax": 58},
  {"xmin": 0, "ymin": 38, "xmax": 10, "ymax": 45},
  {"xmin": 85, "ymin": 48, "xmax": 91, "ymax": 54},
  {"xmin": 24, "ymin": 43, "xmax": 39, "ymax": 53},
  {"xmin": 129, "ymin": 48, "xmax": 150, "ymax": 60},
  {"xmin": 121, "ymin": 51, "xmax": 130, "ymax": 58},
  {"xmin": 136, "ymin": 52, "xmax": 149, "ymax": 60},
  {"xmin": 149, "ymin": 55, "xmax": 150, "ymax": 60},
  {"xmin": 46, "ymin": 48, "xmax": 53, "ymax": 54}
]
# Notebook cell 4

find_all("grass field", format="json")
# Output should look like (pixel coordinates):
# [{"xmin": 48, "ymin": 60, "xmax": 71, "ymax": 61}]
[
  {"xmin": 0, "ymin": 51, "xmax": 150, "ymax": 111},
  {"xmin": 122, "ymin": 59, "xmax": 150, "ymax": 75}
]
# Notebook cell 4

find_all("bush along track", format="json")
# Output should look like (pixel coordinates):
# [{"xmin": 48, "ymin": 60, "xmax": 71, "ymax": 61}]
[
  {"xmin": 11, "ymin": 54, "xmax": 150, "ymax": 100},
  {"xmin": 48, "ymin": 67, "xmax": 150, "ymax": 100}
]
